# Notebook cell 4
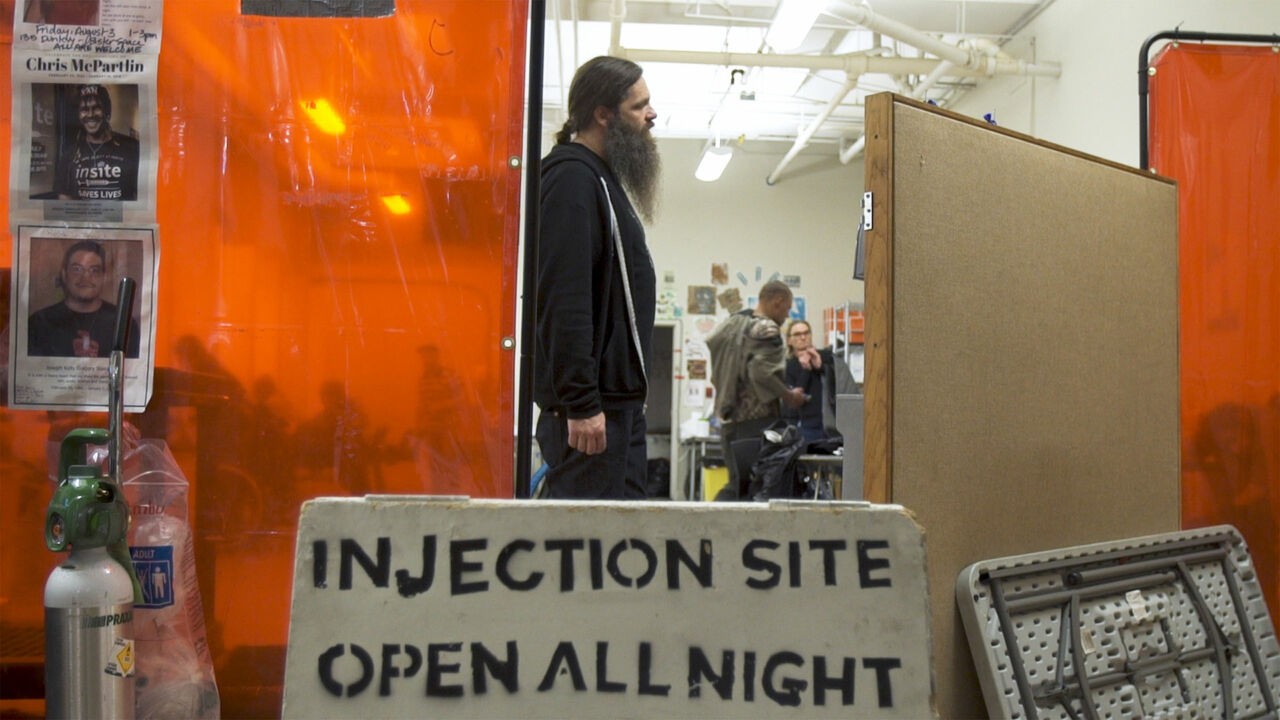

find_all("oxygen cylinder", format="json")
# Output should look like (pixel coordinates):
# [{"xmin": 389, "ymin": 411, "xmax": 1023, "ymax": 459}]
[
  {"xmin": 44, "ymin": 546, "xmax": 136, "ymax": 719},
  {"xmin": 44, "ymin": 431, "xmax": 140, "ymax": 719}
]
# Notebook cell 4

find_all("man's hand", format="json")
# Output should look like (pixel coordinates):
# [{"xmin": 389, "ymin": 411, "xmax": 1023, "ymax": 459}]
[
  {"xmin": 782, "ymin": 387, "xmax": 807, "ymax": 408},
  {"xmin": 567, "ymin": 412, "xmax": 607, "ymax": 455}
]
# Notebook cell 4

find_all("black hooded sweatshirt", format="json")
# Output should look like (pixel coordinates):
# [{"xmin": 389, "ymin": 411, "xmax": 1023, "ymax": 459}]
[{"xmin": 535, "ymin": 142, "xmax": 656, "ymax": 418}]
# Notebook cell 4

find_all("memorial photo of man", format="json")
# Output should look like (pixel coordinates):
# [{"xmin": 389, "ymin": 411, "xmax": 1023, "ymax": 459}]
[
  {"xmin": 54, "ymin": 84, "xmax": 140, "ymax": 201},
  {"xmin": 27, "ymin": 239, "xmax": 140, "ymax": 358}
]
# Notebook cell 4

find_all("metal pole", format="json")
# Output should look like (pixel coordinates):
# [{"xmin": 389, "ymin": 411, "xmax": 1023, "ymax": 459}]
[
  {"xmin": 514, "ymin": 0, "xmax": 546, "ymax": 498},
  {"xmin": 1139, "ymin": 30, "xmax": 1279, "ymax": 170}
]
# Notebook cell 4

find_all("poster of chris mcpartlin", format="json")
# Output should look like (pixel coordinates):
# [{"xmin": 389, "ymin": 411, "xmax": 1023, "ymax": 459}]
[
  {"xmin": 8, "ymin": 0, "xmax": 162, "ymax": 225},
  {"xmin": 7, "ymin": 224, "xmax": 158, "ymax": 411}
]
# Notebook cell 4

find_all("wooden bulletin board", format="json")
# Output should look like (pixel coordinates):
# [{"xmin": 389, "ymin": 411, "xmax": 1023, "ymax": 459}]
[{"xmin": 861, "ymin": 93, "xmax": 1181, "ymax": 718}]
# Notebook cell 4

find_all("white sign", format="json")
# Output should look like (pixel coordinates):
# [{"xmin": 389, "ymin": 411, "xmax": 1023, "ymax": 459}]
[{"xmin": 283, "ymin": 498, "xmax": 934, "ymax": 719}]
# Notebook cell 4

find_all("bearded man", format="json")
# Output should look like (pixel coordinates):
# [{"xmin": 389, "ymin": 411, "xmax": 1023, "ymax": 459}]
[{"xmin": 534, "ymin": 56, "xmax": 662, "ymax": 499}]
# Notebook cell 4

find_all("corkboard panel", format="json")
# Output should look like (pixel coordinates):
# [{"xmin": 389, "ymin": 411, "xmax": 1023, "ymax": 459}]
[{"xmin": 862, "ymin": 94, "xmax": 1181, "ymax": 719}]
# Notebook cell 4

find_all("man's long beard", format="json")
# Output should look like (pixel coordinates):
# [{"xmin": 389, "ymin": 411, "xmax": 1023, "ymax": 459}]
[{"xmin": 604, "ymin": 119, "xmax": 661, "ymax": 224}]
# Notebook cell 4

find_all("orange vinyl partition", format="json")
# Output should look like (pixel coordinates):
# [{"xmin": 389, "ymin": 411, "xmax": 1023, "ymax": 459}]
[
  {"xmin": 1149, "ymin": 42, "xmax": 1280, "ymax": 617},
  {"xmin": 0, "ymin": 2, "xmax": 528, "ymax": 716}
]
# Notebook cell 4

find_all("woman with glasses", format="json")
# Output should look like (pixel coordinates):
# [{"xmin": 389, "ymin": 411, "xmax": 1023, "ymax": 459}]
[{"xmin": 781, "ymin": 320, "xmax": 833, "ymax": 444}]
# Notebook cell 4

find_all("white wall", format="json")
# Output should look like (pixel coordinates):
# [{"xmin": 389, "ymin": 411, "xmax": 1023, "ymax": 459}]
[
  {"xmin": 647, "ymin": 138, "xmax": 865, "ymax": 329},
  {"xmin": 951, "ymin": 0, "xmax": 1280, "ymax": 168}
]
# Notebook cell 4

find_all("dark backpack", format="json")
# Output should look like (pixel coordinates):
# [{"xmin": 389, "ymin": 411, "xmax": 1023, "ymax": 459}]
[{"xmin": 747, "ymin": 422, "xmax": 808, "ymax": 500}]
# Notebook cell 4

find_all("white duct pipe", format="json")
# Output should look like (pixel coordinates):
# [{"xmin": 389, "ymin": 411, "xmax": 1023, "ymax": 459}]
[
  {"xmin": 766, "ymin": 74, "xmax": 859, "ymax": 186},
  {"xmin": 616, "ymin": 47, "xmax": 1060, "ymax": 79},
  {"xmin": 609, "ymin": 0, "xmax": 625, "ymax": 56},
  {"xmin": 610, "ymin": 0, "xmax": 1061, "ymax": 181},
  {"xmin": 826, "ymin": 0, "xmax": 975, "ymax": 69},
  {"xmin": 912, "ymin": 59, "xmax": 953, "ymax": 99},
  {"xmin": 838, "ymin": 135, "xmax": 866, "ymax": 164}
]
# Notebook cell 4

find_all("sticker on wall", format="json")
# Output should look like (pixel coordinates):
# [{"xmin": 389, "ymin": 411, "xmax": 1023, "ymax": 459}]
[
  {"xmin": 687, "ymin": 285, "xmax": 716, "ymax": 315},
  {"xmin": 716, "ymin": 287, "xmax": 742, "ymax": 313},
  {"xmin": 710, "ymin": 262, "xmax": 728, "ymax": 285},
  {"xmin": 783, "ymin": 274, "xmax": 801, "ymax": 288},
  {"xmin": 684, "ymin": 379, "xmax": 706, "ymax": 408},
  {"xmin": 655, "ymin": 288, "xmax": 679, "ymax": 320},
  {"xmin": 791, "ymin": 296, "xmax": 806, "ymax": 321},
  {"xmin": 686, "ymin": 358, "xmax": 707, "ymax": 380}
]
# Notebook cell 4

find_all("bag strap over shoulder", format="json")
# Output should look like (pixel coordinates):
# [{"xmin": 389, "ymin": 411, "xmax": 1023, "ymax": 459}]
[{"xmin": 599, "ymin": 177, "xmax": 647, "ymax": 385}]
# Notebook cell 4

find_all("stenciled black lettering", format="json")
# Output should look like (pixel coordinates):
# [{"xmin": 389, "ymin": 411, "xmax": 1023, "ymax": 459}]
[
  {"xmin": 340, "ymin": 537, "xmax": 389, "ymax": 589},
  {"xmin": 743, "ymin": 540, "xmax": 782, "ymax": 589},
  {"xmin": 809, "ymin": 539, "xmax": 846, "ymax": 586},
  {"xmin": 544, "ymin": 539, "xmax": 585, "ymax": 591},
  {"xmin": 451, "ymin": 539, "xmax": 489, "ymax": 595},
  {"xmin": 379, "ymin": 644, "xmax": 422, "ymax": 696},
  {"xmin": 470, "ymin": 641, "xmax": 519, "ymax": 694},
  {"xmin": 495, "ymin": 540, "xmax": 541, "ymax": 591},
  {"xmin": 744, "ymin": 650, "xmax": 757, "ymax": 702},
  {"xmin": 589, "ymin": 539, "xmax": 604, "ymax": 589},
  {"xmin": 687, "ymin": 647, "xmax": 734, "ymax": 699},
  {"xmin": 812, "ymin": 656, "xmax": 855, "ymax": 706},
  {"xmin": 863, "ymin": 657, "xmax": 901, "ymax": 707},
  {"xmin": 666, "ymin": 538, "xmax": 713, "ymax": 589},
  {"xmin": 427, "ymin": 643, "xmax": 464, "ymax": 697},
  {"xmin": 638, "ymin": 641, "xmax": 670, "ymax": 696},
  {"xmin": 312, "ymin": 540, "xmax": 327, "ymax": 588},
  {"xmin": 763, "ymin": 651, "xmax": 806, "ymax": 707},
  {"xmin": 857, "ymin": 540, "xmax": 892, "ymax": 588},
  {"xmin": 788, "ymin": 541, "xmax": 802, "ymax": 588},
  {"xmin": 317, "ymin": 643, "xmax": 374, "ymax": 697},
  {"xmin": 596, "ymin": 642, "xmax": 625, "ymax": 693},
  {"xmin": 607, "ymin": 539, "xmax": 658, "ymax": 588},
  {"xmin": 537, "ymin": 641, "xmax": 587, "ymax": 691},
  {"xmin": 395, "ymin": 535, "xmax": 437, "ymax": 597}
]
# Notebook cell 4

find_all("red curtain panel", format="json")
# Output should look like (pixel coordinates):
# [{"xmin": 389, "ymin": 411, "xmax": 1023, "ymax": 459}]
[
  {"xmin": 0, "ymin": 3, "xmax": 528, "ymax": 716},
  {"xmin": 1150, "ymin": 42, "xmax": 1280, "ymax": 617}
]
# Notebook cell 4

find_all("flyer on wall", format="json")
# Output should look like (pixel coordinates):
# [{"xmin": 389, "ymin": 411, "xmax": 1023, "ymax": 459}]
[
  {"xmin": 6, "ymin": 224, "xmax": 159, "ymax": 411},
  {"xmin": 8, "ymin": 0, "xmax": 163, "ymax": 226}
]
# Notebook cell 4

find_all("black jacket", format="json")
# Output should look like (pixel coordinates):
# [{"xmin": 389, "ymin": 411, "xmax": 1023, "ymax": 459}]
[{"xmin": 535, "ymin": 143, "xmax": 655, "ymax": 418}]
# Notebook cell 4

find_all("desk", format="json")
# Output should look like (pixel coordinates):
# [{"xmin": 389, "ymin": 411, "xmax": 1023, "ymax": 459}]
[
  {"xmin": 796, "ymin": 454, "xmax": 844, "ymax": 500},
  {"xmin": 680, "ymin": 436, "xmax": 721, "ymax": 500}
]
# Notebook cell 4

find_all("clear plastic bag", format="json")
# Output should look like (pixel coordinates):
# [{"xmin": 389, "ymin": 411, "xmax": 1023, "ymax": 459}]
[{"xmin": 122, "ymin": 440, "xmax": 221, "ymax": 720}]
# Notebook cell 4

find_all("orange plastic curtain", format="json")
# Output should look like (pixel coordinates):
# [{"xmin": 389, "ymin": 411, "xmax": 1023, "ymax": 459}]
[
  {"xmin": 0, "ymin": 2, "xmax": 528, "ymax": 716},
  {"xmin": 1149, "ymin": 43, "xmax": 1280, "ymax": 617}
]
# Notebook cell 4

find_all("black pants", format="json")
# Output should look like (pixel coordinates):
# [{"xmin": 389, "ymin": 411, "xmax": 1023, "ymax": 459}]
[
  {"xmin": 717, "ymin": 415, "xmax": 777, "ymax": 501},
  {"xmin": 536, "ymin": 406, "xmax": 648, "ymax": 499}
]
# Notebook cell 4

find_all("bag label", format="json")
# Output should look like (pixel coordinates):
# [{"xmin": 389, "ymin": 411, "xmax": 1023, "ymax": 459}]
[{"xmin": 131, "ymin": 544, "xmax": 175, "ymax": 609}]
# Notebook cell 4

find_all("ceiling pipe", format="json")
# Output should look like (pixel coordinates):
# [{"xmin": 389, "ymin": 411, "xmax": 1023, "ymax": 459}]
[
  {"xmin": 838, "ymin": 134, "xmax": 866, "ymax": 164},
  {"xmin": 609, "ymin": 0, "xmax": 1061, "ymax": 182},
  {"xmin": 833, "ymin": 57, "xmax": 952, "ymax": 166},
  {"xmin": 617, "ymin": 46, "xmax": 1054, "ymax": 78},
  {"xmin": 609, "ymin": 0, "xmax": 626, "ymax": 56},
  {"xmin": 826, "ymin": 0, "xmax": 974, "ymax": 69},
  {"xmin": 766, "ymin": 73, "xmax": 860, "ymax": 185}
]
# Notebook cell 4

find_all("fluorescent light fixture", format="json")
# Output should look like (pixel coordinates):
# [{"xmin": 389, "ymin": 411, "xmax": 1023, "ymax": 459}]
[
  {"xmin": 300, "ymin": 98, "xmax": 346, "ymax": 135},
  {"xmin": 695, "ymin": 145, "xmax": 733, "ymax": 182},
  {"xmin": 380, "ymin": 194, "xmax": 412, "ymax": 215},
  {"xmin": 766, "ymin": 0, "xmax": 822, "ymax": 52}
]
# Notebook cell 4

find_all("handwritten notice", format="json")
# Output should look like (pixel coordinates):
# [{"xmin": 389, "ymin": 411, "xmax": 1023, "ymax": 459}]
[{"xmin": 282, "ymin": 498, "xmax": 934, "ymax": 719}]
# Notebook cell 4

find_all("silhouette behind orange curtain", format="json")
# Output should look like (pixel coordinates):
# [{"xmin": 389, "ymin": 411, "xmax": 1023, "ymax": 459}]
[
  {"xmin": 1150, "ymin": 43, "xmax": 1280, "ymax": 616},
  {"xmin": 0, "ymin": 3, "xmax": 527, "ymax": 717}
]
